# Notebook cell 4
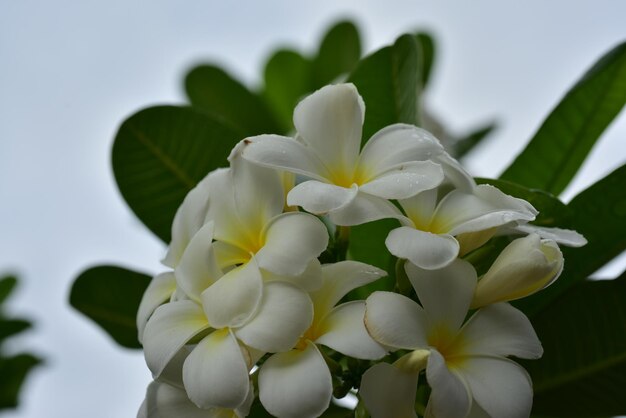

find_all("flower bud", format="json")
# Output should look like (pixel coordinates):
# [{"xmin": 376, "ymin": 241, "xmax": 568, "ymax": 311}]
[{"xmin": 471, "ymin": 233, "xmax": 563, "ymax": 308}]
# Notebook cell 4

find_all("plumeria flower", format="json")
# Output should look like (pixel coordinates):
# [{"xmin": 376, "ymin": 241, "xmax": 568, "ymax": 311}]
[
  {"xmin": 240, "ymin": 83, "xmax": 446, "ymax": 226},
  {"xmin": 364, "ymin": 259, "xmax": 542, "ymax": 418},
  {"xmin": 257, "ymin": 261, "xmax": 388, "ymax": 418},
  {"xmin": 386, "ymin": 184, "xmax": 538, "ymax": 270}
]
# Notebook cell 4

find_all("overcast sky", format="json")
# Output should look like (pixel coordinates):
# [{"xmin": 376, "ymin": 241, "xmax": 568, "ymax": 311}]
[{"xmin": 1, "ymin": 1, "xmax": 625, "ymax": 417}]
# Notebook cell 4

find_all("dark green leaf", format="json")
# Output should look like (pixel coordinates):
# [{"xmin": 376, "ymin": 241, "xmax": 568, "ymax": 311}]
[
  {"xmin": 519, "ymin": 163, "xmax": 626, "ymax": 316},
  {"xmin": 525, "ymin": 271, "xmax": 626, "ymax": 417},
  {"xmin": 312, "ymin": 20, "xmax": 362, "ymax": 88},
  {"xmin": 262, "ymin": 49, "xmax": 312, "ymax": 133},
  {"xmin": 112, "ymin": 106, "xmax": 243, "ymax": 242},
  {"xmin": 454, "ymin": 122, "xmax": 497, "ymax": 159},
  {"xmin": 500, "ymin": 42, "xmax": 626, "ymax": 195},
  {"xmin": 70, "ymin": 265, "xmax": 152, "ymax": 349},
  {"xmin": 415, "ymin": 32, "xmax": 435, "ymax": 88},
  {"xmin": 0, "ymin": 353, "xmax": 42, "ymax": 410},
  {"xmin": 0, "ymin": 319, "xmax": 31, "ymax": 342},
  {"xmin": 184, "ymin": 65, "xmax": 280, "ymax": 136},
  {"xmin": 349, "ymin": 34, "xmax": 421, "ymax": 143},
  {"xmin": 0, "ymin": 276, "xmax": 17, "ymax": 305}
]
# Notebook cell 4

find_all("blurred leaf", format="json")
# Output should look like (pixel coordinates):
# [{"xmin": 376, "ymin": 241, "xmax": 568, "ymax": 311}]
[
  {"xmin": 112, "ymin": 106, "xmax": 242, "ymax": 242},
  {"xmin": 70, "ymin": 265, "xmax": 151, "ymax": 349},
  {"xmin": 454, "ymin": 122, "xmax": 497, "ymax": 159},
  {"xmin": 0, "ymin": 319, "xmax": 31, "ymax": 342},
  {"xmin": 518, "ymin": 163, "xmax": 626, "ymax": 316},
  {"xmin": 312, "ymin": 20, "xmax": 362, "ymax": 87},
  {"xmin": 500, "ymin": 41, "xmax": 626, "ymax": 195},
  {"xmin": 185, "ymin": 65, "xmax": 280, "ymax": 136},
  {"xmin": 525, "ymin": 271, "xmax": 626, "ymax": 417},
  {"xmin": 0, "ymin": 276, "xmax": 17, "ymax": 305},
  {"xmin": 349, "ymin": 34, "xmax": 421, "ymax": 143},
  {"xmin": 262, "ymin": 49, "xmax": 312, "ymax": 133},
  {"xmin": 0, "ymin": 353, "xmax": 42, "ymax": 410},
  {"xmin": 415, "ymin": 32, "xmax": 435, "ymax": 88}
]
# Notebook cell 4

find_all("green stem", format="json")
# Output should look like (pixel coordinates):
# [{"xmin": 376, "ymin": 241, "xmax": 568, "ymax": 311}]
[{"xmin": 335, "ymin": 225, "xmax": 351, "ymax": 261}]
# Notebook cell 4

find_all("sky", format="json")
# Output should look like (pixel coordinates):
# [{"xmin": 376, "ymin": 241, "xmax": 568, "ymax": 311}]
[{"xmin": 1, "ymin": 1, "xmax": 625, "ymax": 417}]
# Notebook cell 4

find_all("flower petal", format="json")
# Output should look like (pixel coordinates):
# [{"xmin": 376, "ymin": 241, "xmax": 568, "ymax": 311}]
[
  {"xmin": 512, "ymin": 223, "xmax": 587, "ymax": 247},
  {"xmin": 328, "ymin": 191, "xmax": 404, "ymax": 226},
  {"xmin": 235, "ymin": 282, "xmax": 313, "ymax": 353},
  {"xmin": 316, "ymin": 301, "xmax": 387, "ymax": 359},
  {"xmin": 359, "ymin": 160, "xmax": 444, "ymax": 200},
  {"xmin": 183, "ymin": 329, "xmax": 250, "ymax": 409},
  {"xmin": 426, "ymin": 350, "xmax": 472, "ymax": 418},
  {"xmin": 143, "ymin": 301, "xmax": 209, "ymax": 378},
  {"xmin": 460, "ymin": 303, "xmax": 543, "ymax": 359},
  {"xmin": 460, "ymin": 357, "xmax": 533, "ymax": 418},
  {"xmin": 293, "ymin": 83, "xmax": 363, "ymax": 173},
  {"xmin": 137, "ymin": 272, "xmax": 176, "ymax": 343},
  {"xmin": 213, "ymin": 241, "xmax": 251, "ymax": 270},
  {"xmin": 359, "ymin": 362, "xmax": 418, "ymax": 418},
  {"xmin": 261, "ymin": 258, "xmax": 323, "ymax": 292},
  {"xmin": 201, "ymin": 259, "xmax": 263, "ymax": 329},
  {"xmin": 259, "ymin": 342, "xmax": 332, "ymax": 418},
  {"xmin": 435, "ymin": 152, "xmax": 476, "ymax": 192},
  {"xmin": 256, "ymin": 212, "xmax": 329, "ymax": 277},
  {"xmin": 358, "ymin": 124, "xmax": 444, "ymax": 176},
  {"xmin": 287, "ymin": 180, "xmax": 358, "ymax": 214},
  {"xmin": 310, "ymin": 261, "xmax": 387, "ymax": 320},
  {"xmin": 405, "ymin": 259, "xmax": 477, "ymax": 331},
  {"xmin": 386, "ymin": 227, "xmax": 459, "ymax": 270},
  {"xmin": 364, "ymin": 291, "xmax": 428, "ymax": 350},
  {"xmin": 240, "ymin": 134, "xmax": 329, "ymax": 181},
  {"xmin": 175, "ymin": 222, "xmax": 222, "ymax": 302}
]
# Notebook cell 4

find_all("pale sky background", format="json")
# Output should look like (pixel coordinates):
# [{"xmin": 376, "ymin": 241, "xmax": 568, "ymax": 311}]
[{"xmin": 1, "ymin": 1, "xmax": 625, "ymax": 417}]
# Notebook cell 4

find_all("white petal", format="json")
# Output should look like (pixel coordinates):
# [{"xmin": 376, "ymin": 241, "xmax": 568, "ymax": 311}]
[
  {"xmin": 386, "ymin": 227, "xmax": 459, "ymax": 270},
  {"xmin": 213, "ymin": 241, "xmax": 251, "ymax": 270},
  {"xmin": 512, "ymin": 223, "xmax": 587, "ymax": 247},
  {"xmin": 315, "ymin": 301, "xmax": 387, "ymax": 359},
  {"xmin": 398, "ymin": 188, "xmax": 439, "ymax": 229},
  {"xmin": 426, "ymin": 350, "xmax": 472, "ymax": 418},
  {"xmin": 143, "ymin": 301, "xmax": 209, "ymax": 378},
  {"xmin": 203, "ymin": 169, "xmax": 244, "ymax": 244},
  {"xmin": 359, "ymin": 160, "xmax": 444, "ymax": 200},
  {"xmin": 359, "ymin": 362, "xmax": 418, "ymax": 418},
  {"xmin": 435, "ymin": 152, "xmax": 476, "ymax": 192},
  {"xmin": 137, "ymin": 272, "xmax": 177, "ymax": 344},
  {"xmin": 235, "ymin": 282, "xmax": 313, "ymax": 353},
  {"xmin": 406, "ymin": 259, "xmax": 477, "ymax": 331},
  {"xmin": 358, "ymin": 124, "xmax": 444, "ymax": 176},
  {"xmin": 143, "ymin": 380, "xmax": 238, "ymax": 418},
  {"xmin": 259, "ymin": 342, "xmax": 332, "ymax": 418},
  {"xmin": 256, "ymin": 212, "xmax": 329, "ymax": 277},
  {"xmin": 460, "ymin": 357, "xmax": 533, "ymax": 418},
  {"xmin": 364, "ymin": 291, "xmax": 428, "ymax": 350},
  {"xmin": 287, "ymin": 180, "xmax": 358, "ymax": 214},
  {"xmin": 183, "ymin": 329, "xmax": 250, "ymax": 409},
  {"xmin": 293, "ymin": 83, "xmax": 363, "ymax": 173},
  {"xmin": 240, "ymin": 134, "xmax": 329, "ymax": 181},
  {"xmin": 261, "ymin": 258, "xmax": 323, "ymax": 292},
  {"xmin": 310, "ymin": 261, "xmax": 387, "ymax": 320},
  {"xmin": 434, "ymin": 185, "xmax": 537, "ymax": 236},
  {"xmin": 175, "ymin": 222, "xmax": 222, "ymax": 302},
  {"xmin": 201, "ymin": 259, "xmax": 263, "ymax": 329},
  {"xmin": 328, "ymin": 191, "xmax": 404, "ymax": 226},
  {"xmin": 460, "ymin": 303, "xmax": 543, "ymax": 359}
]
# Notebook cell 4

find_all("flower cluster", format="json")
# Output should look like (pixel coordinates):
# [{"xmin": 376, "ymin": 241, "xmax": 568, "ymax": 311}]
[{"xmin": 136, "ymin": 83, "xmax": 585, "ymax": 418}]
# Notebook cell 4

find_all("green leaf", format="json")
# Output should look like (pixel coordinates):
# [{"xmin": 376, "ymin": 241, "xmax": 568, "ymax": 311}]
[
  {"xmin": 0, "ymin": 319, "xmax": 31, "ymax": 342},
  {"xmin": 415, "ymin": 32, "xmax": 435, "ymax": 88},
  {"xmin": 0, "ymin": 276, "xmax": 17, "ymax": 305},
  {"xmin": 70, "ymin": 265, "xmax": 152, "ymax": 349},
  {"xmin": 312, "ymin": 20, "xmax": 362, "ymax": 88},
  {"xmin": 112, "ymin": 106, "xmax": 243, "ymax": 242},
  {"xmin": 0, "ymin": 353, "xmax": 42, "ymax": 410},
  {"xmin": 349, "ymin": 34, "xmax": 421, "ymax": 143},
  {"xmin": 500, "ymin": 41, "xmax": 626, "ymax": 195},
  {"xmin": 525, "ymin": 271, "xmax": 626, "ymax": 417},
  {"xmin": 454, "ymin": 122, "xmax": 497, "ymax": 159},
  {"xmin": 184, "ymin": 65, "xmax": 280, "ymax": 136},
  {"xmin": 262, "ymin": 49, "xmax": 312, "ymax": 133}
]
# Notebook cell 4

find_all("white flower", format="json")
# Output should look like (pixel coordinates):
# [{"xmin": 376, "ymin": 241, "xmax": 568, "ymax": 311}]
[
  {"xmin": 472, "ymin": 233, "xmax": 564, "ymax": 308},
  {"xmin": 385, "ymin": 184, "xmax": 538, "ymax": 270},
  {"xmin": 258, "ymin": 261, "xmax": 387, "ymax": 418},
  {"xmin": 364, "ymin": 259, "xmax": 542, "ymax": 418},
  {"xmin": 240, "ymin": 83, "xmax": 446, "ymax": 226}
]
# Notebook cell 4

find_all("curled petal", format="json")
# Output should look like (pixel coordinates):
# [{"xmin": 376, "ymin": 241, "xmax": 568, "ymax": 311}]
[
  {"xmin": 262, "ymin": 258, "xmax": 323, "ymax": 292},
  {"xmin": 512, "ymin": 223, "xmax": 587, "ymax": 247},
  {"xmin": 183, "ymin": 329, "xmax": 250, "ymax": 409},
  {"xmin": 426, "ymin": 350, "xmax": 472, "ymax": 418},
  {"xmin": 287, "ymin": 180, "xmax": 358, "ymax": 214},
  {"xmin": 137, "ymin": 272, "xmax": 176, "ymax": 343},
  {"xmin": 259, "ymin": 342, "xmax": 332, "ymax": 418},
  {"xmin": 359, "ymin": 362, "xmax": 418, "ymax": 418},
  {"xmin": 435, "ymin": 152, "xmax": 476, "ymax": 192},
  {"xmin": 386, "ymin": 227, "xmax": 459, "ymax": 270},
  {"xmin": 328, "ymin": 192, "xmax": 404, "ymax": 226},
  {"xmin": 359, "ymin": 160, "xmax": 444, "ymax": 200}
]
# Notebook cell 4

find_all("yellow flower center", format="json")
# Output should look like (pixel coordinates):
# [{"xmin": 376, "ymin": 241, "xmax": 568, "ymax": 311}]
[{"xmin": 427, "ymin": 323, "xmax": 468, "ymax": 370}]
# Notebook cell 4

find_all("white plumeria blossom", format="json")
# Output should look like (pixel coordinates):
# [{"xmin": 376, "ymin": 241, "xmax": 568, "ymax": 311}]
[
  {"xmin": 240, "ymin": 83, "xmax": 446, "ymax": 226},
  {"xmin": 363, "ymin": 259, "xmax": 542, "ymax": 418},
  {"xmin": 258, "ymin": 261, "xmax": 387, "ymax": 418}
]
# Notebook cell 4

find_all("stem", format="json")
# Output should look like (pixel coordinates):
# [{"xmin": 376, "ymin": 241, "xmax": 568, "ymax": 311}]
[{"xmin": 335, "ymin": 225, "xmax": 351, "ymax": 261}]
